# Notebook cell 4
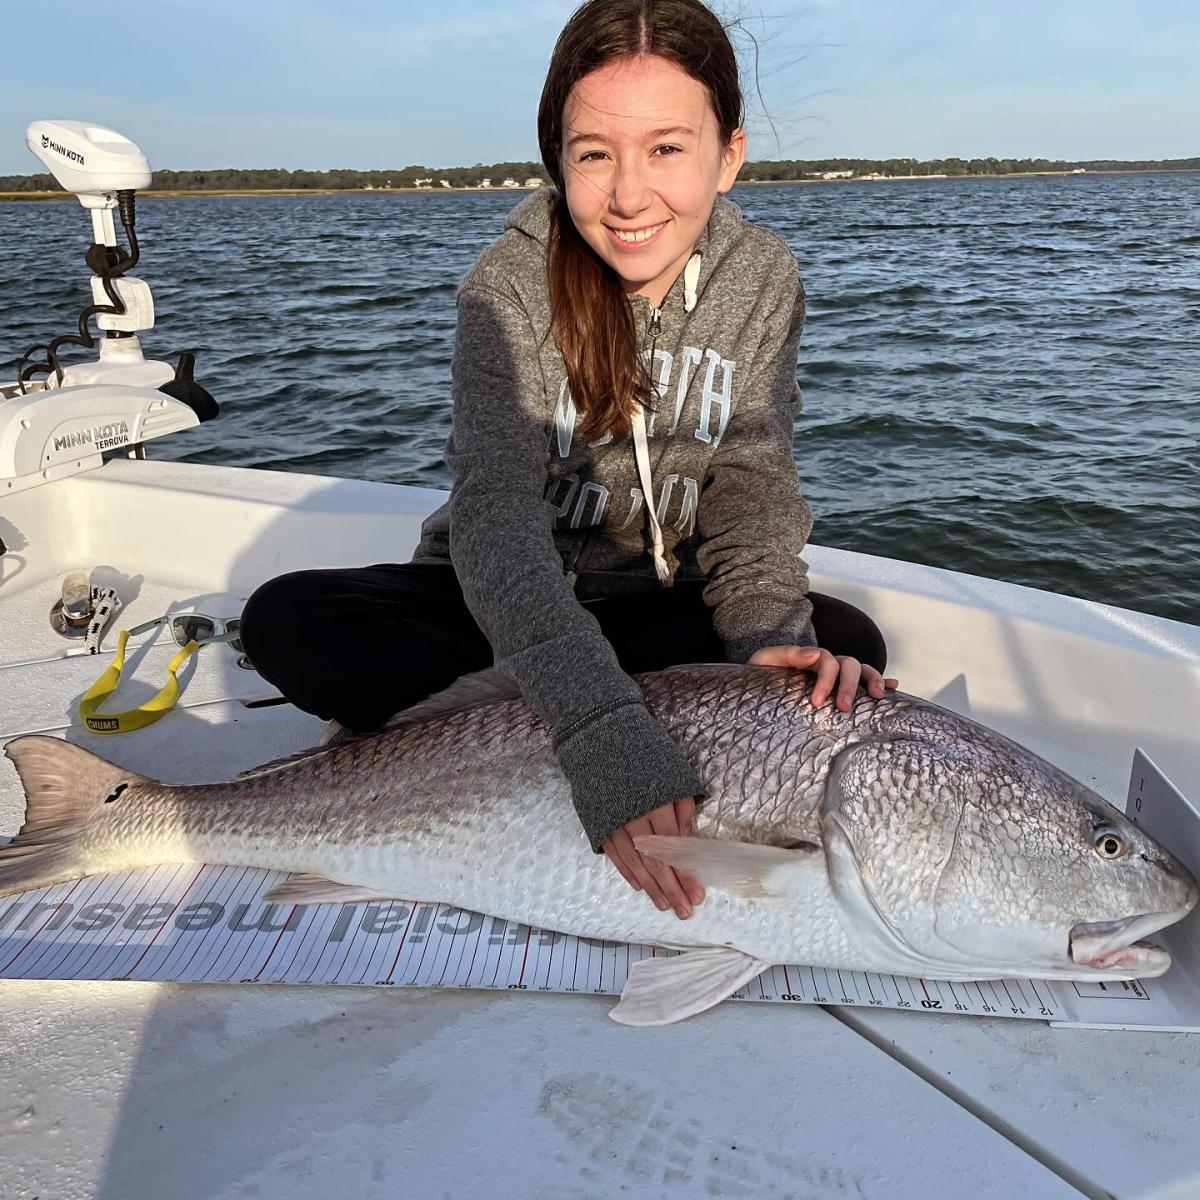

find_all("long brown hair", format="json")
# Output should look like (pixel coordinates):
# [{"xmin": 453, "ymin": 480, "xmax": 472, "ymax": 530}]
[{"xmin": 537, "ymin": 0, "xmax": 744, "ymax": 442}]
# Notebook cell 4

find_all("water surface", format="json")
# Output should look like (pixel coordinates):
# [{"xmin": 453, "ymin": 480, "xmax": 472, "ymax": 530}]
[{"xmin": 3, "ymin": 172, "xmax": 1197, "ymax": 623}]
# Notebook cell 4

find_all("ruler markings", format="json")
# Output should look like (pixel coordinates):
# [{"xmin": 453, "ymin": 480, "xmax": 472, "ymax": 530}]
[
  {"xmin": 0, "ymin": 866, "xmax": 1148, "ymax": 1024},
  {"xmin": 178, "ymin": 866, "xmax": 249, "ymax": 981},
  {"xmin": 124, "ymin": 865, "xmax": 205, "ymax": 979},
  {"xmin": 252, "ymin": 903, "xmax": 298, "ymax": 982},
  {"xmin": 383, "ymin": 902, "xmax": 419, "ymax": 982},
  {"xmin": 41, "ymin": 869, "xmax": 151, "ymax": 980},
  {"xmin": 266, "ymin": 900, "xmax": 321, "ymax": 984},
  {"xmin": 33, "ymin": 872, "xmax": 118, "ymax": 980},
  {"xmin": 101, "ymin": 864, "xmax": 187, "ymax": 979},
  {"xmin": 515, "ymin": 925, "xmax": 532, "ymax": 988},
  {"xmin": 1, "ymin": 880, "xmax": 84, "ymax": 976},
  {"xmin": 183, "ymin": 866, "xmax": 247, "ymax": 982}
]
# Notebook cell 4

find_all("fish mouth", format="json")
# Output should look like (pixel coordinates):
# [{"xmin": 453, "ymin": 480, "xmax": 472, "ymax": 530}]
[{"xmin": 1068, "ymin": 911, "xmax": 1181, "ymax": 976}]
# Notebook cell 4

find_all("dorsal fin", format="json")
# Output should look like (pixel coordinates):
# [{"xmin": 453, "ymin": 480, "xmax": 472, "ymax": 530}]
[
  {"xmin": 230, "ymin": 743, "xmax": 341, "ymax": 781},
  {"xmin": 380, "ymin": 669, "xmax": 522, "ymax": 728},
  {"xmin": 231, "ymin": 670, "xmax": 523, "ymax": 782}
]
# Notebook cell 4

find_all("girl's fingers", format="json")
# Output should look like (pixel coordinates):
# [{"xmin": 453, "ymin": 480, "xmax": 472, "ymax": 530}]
[
  {"xmin": 608, "ymin": 835, "xmax": 644, "ymax": 893},
  {"xmin": 862, "ymin": 669, "xmax": 900, "ymax": 696},
  {"xmin": 642, "ymin": 809, "xmax": 695, "ymax": 918},
  {"xmin": 609, "ymin": 805, "xmax": 705, "ymax": 918},
  {"xmin": 835, "ymin": 656, "xmax": 862, "ymax": 711},
  {"xmin": 755, "ymin": 644, "xmax": 887, "ymax": 709},
  {"xmin": 674, "ymin": 795, "xmax": 696, "ymax": 834},
  {"xmin": 642, "ymin": 847, "xmax": 693, "ymax": 919},
  {"xmin": 648, "ymin": 863, "xmax": 693, "ymax": 919},
  {"xmin": 784, "ymin": 645, "xmax": 823, "ymax": 669},
  {"xmin": 667, "ymin": 798, "xmax": 704, "ymax": 906},
  {"xmin": 749, "ymin": 645, "xmax": 822, "ymax": 669},
  {"xmin": 809, "ymin": 651, "xmax": 841, "ymax": 707},
  {"xmin": 862, "ymin": 665, "xmax": 886, "ymax": 699},
  {"xmin": 602, "ymin": 840, "xmax": 641, "ymax": 891},
  {"xmin": 611, "ymin": 827, "xmax": 670, "ymax": 911}
]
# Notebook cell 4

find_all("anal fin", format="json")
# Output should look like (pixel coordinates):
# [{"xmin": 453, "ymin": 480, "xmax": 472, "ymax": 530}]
[
  {"xmin": 609, "ymin": 946, "xmax": 768, "ymax": 1026},
  {"xmin": 263, "ymin": 872, "xmax": 394, "ymax": 905}
]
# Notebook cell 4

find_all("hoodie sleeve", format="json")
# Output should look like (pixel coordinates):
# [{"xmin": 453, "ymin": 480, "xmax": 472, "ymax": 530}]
[
  {"xmin": 695, "ymin": 264, "xmax": 817, "ymax": 662},
  {"xmin": 446, "ymin": 282, "xmax": 702, "ymax": 851}
]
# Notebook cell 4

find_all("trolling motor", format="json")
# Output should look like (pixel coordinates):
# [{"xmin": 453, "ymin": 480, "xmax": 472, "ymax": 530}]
[{"xmin": 0, "ymin": 120, "xmax": 218, "ymax": 495}]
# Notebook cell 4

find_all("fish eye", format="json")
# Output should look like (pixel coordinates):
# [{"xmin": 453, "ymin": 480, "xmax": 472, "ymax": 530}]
[{"xmin": 1093, "ymin": 828, "xmax": 1126, "ymax": 859}]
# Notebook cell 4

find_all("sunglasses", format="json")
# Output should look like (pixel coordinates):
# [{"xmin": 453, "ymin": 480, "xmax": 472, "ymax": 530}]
[
  {"xmin": 128, "ymin": 612, "xmax": 243, "ymax": 655},
  {"xmin": 79, "ymin": 610, "xmax": 254, "ymax": 735}
]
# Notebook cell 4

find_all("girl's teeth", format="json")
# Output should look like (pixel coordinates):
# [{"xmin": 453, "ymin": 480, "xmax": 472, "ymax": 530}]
[{"xmin": 613, "ymin": 223, "xmax": 664, "ymax": 243}]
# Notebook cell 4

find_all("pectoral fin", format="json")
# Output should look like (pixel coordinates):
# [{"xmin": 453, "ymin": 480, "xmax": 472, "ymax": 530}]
[
  {"xmin": 633, "ymin": 835, "xmax": 820, "ymax": 898},
  {"xmin": 609, "ymin": 946, "xmax": 769, "ymax": 1026},
  {"xmin": 263, "ymin": 873, "xmax": 393, "ymax": 905}
]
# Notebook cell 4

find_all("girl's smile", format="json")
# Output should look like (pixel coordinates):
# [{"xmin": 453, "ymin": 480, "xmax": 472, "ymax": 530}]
[{"xmin": 605, "ymin": 219, "xmax": 670, "ymax": 249}]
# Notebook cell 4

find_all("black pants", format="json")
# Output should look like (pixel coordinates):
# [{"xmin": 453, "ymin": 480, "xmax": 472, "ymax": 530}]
[{"xmin": 238, "ymin": 562, "xmax": 887, "ymax": 733}]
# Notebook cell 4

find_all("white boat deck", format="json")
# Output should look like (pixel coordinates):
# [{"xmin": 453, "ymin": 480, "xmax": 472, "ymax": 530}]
[{"xmin": 2, "ymin": 457, "xmax": 1199, "ymax": 1199}]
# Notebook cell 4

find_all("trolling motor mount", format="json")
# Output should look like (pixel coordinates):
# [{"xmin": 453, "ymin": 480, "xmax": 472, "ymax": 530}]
[{"xmin": 1, "ymin": 121, "xmax": 218, "ymax": 495}]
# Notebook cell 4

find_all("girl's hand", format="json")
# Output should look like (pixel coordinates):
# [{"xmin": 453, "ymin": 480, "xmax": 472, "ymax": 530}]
[
  {"xmin": 601, "ymin": 796, "xmax": 704, "ymax": 920},
  {"xmin": 748, "ymin": 645, "xmax": 899, "ymax": 712}
]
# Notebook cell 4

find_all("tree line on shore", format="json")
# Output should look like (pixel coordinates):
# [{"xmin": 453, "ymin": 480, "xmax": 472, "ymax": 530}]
[{"xmin": 2, "ymin": 156, "xmax": 1198, "ymax": 193}]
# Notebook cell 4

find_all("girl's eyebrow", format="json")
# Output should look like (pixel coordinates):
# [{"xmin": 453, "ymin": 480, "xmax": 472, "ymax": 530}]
[
  {"xmin": 565, "ymin": 124, "xmax": 697, "ymax": 148},
  {"xmin": 645, "ymin": 125, "xmax": 697, "ymax": 140}
]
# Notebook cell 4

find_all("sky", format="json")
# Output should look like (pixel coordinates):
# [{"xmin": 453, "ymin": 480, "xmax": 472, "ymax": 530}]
[{"xmin": 2, "ymin": 0, "xmax": 1197, "ymax": 174}]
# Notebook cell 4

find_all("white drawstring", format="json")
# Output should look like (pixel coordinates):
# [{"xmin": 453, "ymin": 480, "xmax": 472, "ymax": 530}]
[
  {"xmin": 628, "ymin": 249, "xmax": 701, "ymax": 585},
  {"xmin": 631, "ymin": 406, "xmax": 671, "ymax": 584},
  {"xmin": 683, "ymin": 251, "xmax": 702, "ymax": 312}
]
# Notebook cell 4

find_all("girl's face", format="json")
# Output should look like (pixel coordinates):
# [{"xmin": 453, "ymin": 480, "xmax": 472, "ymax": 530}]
[{"xmin": 561, "ymin": 54, "xmax": 745, "ymax": 308}]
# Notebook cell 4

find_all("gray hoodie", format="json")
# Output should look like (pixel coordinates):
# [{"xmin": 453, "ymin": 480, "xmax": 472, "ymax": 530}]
[{"xmin": 412, "ymin": 189, "xmax": 815, "ymax": 850}]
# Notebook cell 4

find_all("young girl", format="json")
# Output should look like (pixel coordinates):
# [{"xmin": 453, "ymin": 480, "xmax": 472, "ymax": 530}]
[{"xmin": 239, "ymin": 0, "xmax": 895, "ymax": 923}]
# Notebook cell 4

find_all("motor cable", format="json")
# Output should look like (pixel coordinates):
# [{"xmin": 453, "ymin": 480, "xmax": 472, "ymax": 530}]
[{"xmin": 16, "ymin": 189, "xmax": 141, "ymax": 390}]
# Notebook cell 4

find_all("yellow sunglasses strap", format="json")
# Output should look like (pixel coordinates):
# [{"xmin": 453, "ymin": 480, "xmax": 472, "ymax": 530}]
[{"xmin": 78, "ymin": 630, "xmax": 202, "ymax": 735}]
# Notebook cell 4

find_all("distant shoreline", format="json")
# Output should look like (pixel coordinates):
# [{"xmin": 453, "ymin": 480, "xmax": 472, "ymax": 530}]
[{"xmin": 2, "ymin": 167, "xmax": 1197, "ymax": 202}]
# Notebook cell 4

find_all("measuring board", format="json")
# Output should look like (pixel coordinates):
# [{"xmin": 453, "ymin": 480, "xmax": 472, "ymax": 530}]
[{"xmin": 2, "ymin": 750, "xmax": 1197, "ymax": 1031}]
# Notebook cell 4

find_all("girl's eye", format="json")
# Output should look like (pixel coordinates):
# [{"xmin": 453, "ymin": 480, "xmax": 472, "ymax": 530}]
[
  {"xmin": 654, "ymin": 145, "xmax": 682, "ymax": 156},
  {"xmin": 579, "ymin": 151, "xmax": 606, "ymax": 162}
]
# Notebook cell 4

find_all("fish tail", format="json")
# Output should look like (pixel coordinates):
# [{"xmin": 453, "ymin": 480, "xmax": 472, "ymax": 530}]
[{"xmin": 0, "ymin": 735, "xmax": 154, "ymax": 897}]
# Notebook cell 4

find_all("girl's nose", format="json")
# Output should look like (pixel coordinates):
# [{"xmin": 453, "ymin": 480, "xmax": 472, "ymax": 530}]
[{"xmin": 609, "ymin": 158, "xmax": 651, "ymax": 217}]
